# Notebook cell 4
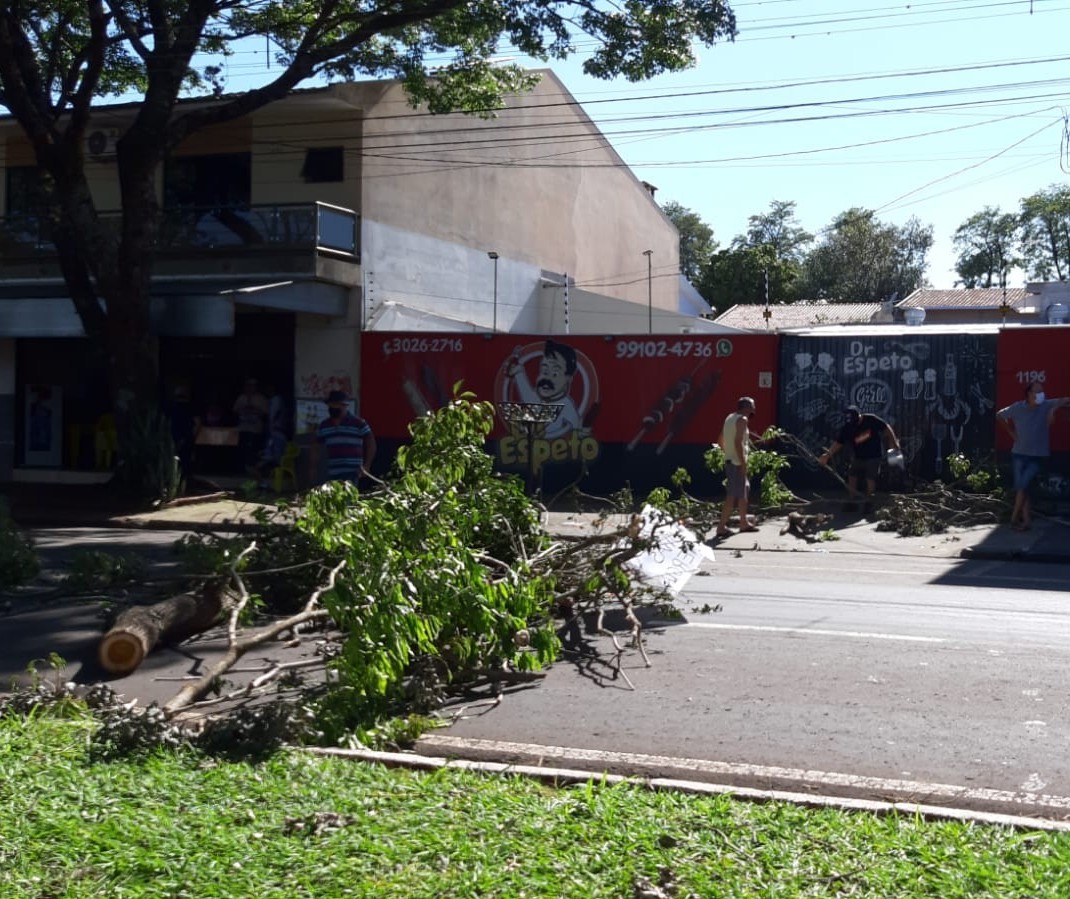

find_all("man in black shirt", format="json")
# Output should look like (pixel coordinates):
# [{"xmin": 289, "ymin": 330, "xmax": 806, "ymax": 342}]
[{"xmin": 819, "ymin": 405, "xmax": 901, "ymax": 501}]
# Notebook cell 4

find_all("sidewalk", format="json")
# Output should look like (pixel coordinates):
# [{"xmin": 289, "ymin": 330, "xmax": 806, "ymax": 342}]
[{"xmin": 7, "ymin": 483, "xmax": 1070, "ymax": 563}]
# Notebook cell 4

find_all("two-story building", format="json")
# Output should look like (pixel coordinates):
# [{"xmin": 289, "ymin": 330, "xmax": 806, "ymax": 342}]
[{"xmin": 0, "ymin": 70, "xmax": 689, "ymax": 480}]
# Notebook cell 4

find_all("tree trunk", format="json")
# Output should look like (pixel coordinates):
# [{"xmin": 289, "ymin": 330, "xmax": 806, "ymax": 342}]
[{"xmin": 98, "ymin": 581, "xmax": 231, "ymax": 676}]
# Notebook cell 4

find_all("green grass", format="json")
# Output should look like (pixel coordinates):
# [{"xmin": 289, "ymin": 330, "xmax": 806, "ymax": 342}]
[{"xmin": 4, "ymin": 713, "xmax": 1070, "ymax": 898}]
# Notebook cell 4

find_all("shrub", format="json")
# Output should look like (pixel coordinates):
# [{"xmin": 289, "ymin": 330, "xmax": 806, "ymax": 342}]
[{"xmin": 0, "ymin": 500, "xmax": 38, "ymax": 589}]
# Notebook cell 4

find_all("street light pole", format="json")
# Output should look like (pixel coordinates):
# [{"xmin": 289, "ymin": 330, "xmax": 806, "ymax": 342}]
[
  {"xmin": 643, "ymin": 249, "xmax": 653, "ymax": 334},
  {"xmin": 488, "ymin": 251, "xmax": 500, "ymax": 332}
]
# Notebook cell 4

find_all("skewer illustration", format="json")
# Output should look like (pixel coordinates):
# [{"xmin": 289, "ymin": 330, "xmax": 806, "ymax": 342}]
[
  {"xmin": 626, "ymin": 359, "xmax": 708, "ymax": 451},
  {"xmin": 421, "ymin": 364, "xmax": 449, "ymax": 409},
  {"xmin": 402, "ymin": 378, "xmax": 431, "ymax": 417},
  {"xmin": 655, "ymin": 370, "xmax": 722, "ymax": 454}
]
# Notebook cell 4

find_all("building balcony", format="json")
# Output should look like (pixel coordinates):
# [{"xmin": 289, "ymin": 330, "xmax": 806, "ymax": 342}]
[{"xmin": 0, "ymin": 202, "xmax": 361, "ymax": 286}]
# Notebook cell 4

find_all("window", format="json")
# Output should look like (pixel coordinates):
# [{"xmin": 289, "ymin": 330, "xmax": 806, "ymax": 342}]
[
  {"xmin": 301, "ymin": 147, "xmax": 344, "ymax": 183},
  {"xmin": 5, "ymin": 166, "xmax": 50, "ymax": 216},
  {"xmin": 164, "ymin": 153, "xmax": 252, "ymax": 209},
  {"xmin": 4, "ymin": 167, "xmax": 52, "ymax": 248}
]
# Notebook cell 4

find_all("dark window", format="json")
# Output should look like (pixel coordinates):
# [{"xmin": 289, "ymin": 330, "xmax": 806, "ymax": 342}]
[
  {"xmin": 301, "ymin": 147, "xmax": 344, "ymax": 183},
  {"xmin": 164, "ymin": 153, "xmax": 252, "ymax": 209},
  {"xmin": 4, "ymin": 167, "xmax": 52, "ymax": 248},
  {"xmin": 5, "ymin": 166, "xmax": 49, "ymax": 217},
  {"xmin": 162, "ymin": 153, "xmax": 254, "ymax": 247}
]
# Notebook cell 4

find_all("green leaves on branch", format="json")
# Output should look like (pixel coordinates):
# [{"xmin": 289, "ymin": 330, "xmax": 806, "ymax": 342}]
[
  {"xmin": 298, "ymin": 387, "xmax": 559, "ymax": 738},
  {"xmin": 705, "ymin": 427, "xmax": 795, "ymax": 509}
]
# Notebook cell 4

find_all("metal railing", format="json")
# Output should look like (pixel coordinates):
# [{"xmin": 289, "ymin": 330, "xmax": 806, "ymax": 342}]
[{"xmin": 0, "ymin": 201, "xmax": 359, "ymax": 260}]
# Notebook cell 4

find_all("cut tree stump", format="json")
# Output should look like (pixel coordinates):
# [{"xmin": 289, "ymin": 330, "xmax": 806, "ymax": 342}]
[{"xmin": 97, "ymin": 581, "xmax": 231, "ymax": 676}]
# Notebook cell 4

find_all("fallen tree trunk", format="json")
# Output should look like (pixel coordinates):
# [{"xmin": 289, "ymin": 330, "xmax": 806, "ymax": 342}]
[{"xmin": 98, "ymin": 580, "xmax": 231, "ymax": 676}]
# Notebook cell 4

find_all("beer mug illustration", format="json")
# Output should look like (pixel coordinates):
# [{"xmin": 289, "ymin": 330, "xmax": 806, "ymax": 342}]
[
  {"xmin": 923, "ymin": 368, "xmax": 937, "ymax": 400},
  {"xmin": 902, "ymin": 369, "xmax": 921, "ymax": 400}
]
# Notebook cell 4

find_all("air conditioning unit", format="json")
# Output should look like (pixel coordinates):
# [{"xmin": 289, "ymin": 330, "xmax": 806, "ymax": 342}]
[{"xmin": 84, "ymin": 129, "xmax": 119, "ymax": 160}]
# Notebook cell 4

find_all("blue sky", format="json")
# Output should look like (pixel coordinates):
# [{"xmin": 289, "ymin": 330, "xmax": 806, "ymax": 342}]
[{"xmin": 207, "ymin": 0, "xmax": 1070, "ymax": 291}]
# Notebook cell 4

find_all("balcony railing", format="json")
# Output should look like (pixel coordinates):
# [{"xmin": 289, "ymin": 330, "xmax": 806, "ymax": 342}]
[{"xmin": 0, "ymin": 201, "xmax": 360, "ymax": 261}]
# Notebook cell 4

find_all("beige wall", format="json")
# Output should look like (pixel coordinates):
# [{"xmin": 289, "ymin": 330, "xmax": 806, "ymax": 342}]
[
  {"xmin": 2, "ymin": 73, "xmax": 680, "ymax": 313},
  {"xmin": 1, "ymin": 94, "xmax": 365, "ymax": 213},
  {"xmin": 354, "ymin": 71, "xmax": 680, "ymax": 312},
  {"xmin": 244, "ymin": 99, "xmax": 363, "ymax": 207}
]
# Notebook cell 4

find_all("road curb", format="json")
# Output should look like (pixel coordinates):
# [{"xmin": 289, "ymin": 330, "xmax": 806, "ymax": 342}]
[{"xmin": 300, "ymin": 743, "xmax": 1070, "ymax": 833}]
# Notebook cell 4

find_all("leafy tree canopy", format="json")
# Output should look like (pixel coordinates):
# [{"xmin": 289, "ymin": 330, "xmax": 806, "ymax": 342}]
[
  {"xmin": 0, "ymin": 1, "xmax": 739, "ymax": 126},
  {"xmin": 796, "ymin": 207, "xmax": 931, "ymax": 303},
  {"xmin": 1018, "ymin": 184, "xmax": 1070, "ymax": 283},
  {"xmin": 735, "ymin": 199, "xmax": 812, "ymax": 263},
  {"xmin": 698, "ymin": 243, "xmax": 801, "ymax": 314},
  {"xmin": 952, "ymin": 206, "xmax": 1020, "ymax": 289}
]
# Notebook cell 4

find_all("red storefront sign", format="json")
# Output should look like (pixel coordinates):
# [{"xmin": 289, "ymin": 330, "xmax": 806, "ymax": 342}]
[{"xmin": 362, "ymin": 332, "xmax": 779, "ymax": 466}]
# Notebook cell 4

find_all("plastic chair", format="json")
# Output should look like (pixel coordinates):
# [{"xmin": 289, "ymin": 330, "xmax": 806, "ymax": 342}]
[
  {"xmin": 94, "ymin": 413, "xmax": 118, "ymax": 470},
  {"xmin": 272, "ymin": 442, "xmax": 300, "ymax": 492}
]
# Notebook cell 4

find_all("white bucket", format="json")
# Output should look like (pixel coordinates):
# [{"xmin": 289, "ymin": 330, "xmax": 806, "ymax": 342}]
[{"xmin": 886, "ymin": 448, "xmax": 904, "ymax": 469}]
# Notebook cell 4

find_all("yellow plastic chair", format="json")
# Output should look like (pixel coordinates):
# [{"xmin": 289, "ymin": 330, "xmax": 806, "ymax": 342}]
[
  {"xmin": 272, "ymin": 442, "xmax": 300, "ymax": 492},
  {"xmin": 94, "ymin": 413, "xmax": 118, "ymax": 470}
]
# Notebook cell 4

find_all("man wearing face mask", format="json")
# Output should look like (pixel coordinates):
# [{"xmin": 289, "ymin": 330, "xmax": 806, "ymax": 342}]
[
  {"xmin": 309, "ymin": 390, "xmax": 376, "ymax": 486},
  {"xmin": 819, "ymin": 405, "xmax": 901, "ymax": 503},
  {"xmin": 997, "ymin": 382, "xmax": 1070, "ymax": 531}
]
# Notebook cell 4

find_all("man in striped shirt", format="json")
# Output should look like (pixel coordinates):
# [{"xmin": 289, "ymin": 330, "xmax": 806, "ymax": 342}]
[{"xmin": 310, "ymin": 390, "xmax": 376, "ymax": 484}]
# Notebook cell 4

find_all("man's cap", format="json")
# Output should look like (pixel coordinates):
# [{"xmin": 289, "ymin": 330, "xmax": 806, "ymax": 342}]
[
  {"xmin": 738, "ymin": 396, "xmax": 756, "ymax": 409},
  {"xmin": 327, "ymin": 389, "xmax": 348, "ymax": 406},
  {"xmin": 846, "ymin": 404, "xmax": 861, "ymax": 415}
]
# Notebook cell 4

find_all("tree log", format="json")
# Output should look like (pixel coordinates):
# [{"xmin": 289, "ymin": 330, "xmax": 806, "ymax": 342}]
[{"xmin": 97, "ymin": 581, "xmax": 230, "ymax": 675}]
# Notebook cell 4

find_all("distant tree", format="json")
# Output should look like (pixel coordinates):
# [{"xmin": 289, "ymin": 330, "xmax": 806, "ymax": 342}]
[
  {"xmin": 699, "ymin": 244, "xmax": 801, "ymax": 313},
  {"xmin": 1019, "ymin": 185, "xmax": 1070, "ymax": 282},
  {"xmin": 661, "ymin": 201, "xmax": 717, "ymax": 282},
  {"xmin": 797, "ymin": 208, "xmax": 932, "ymax": 302},
  {"xmin": 738, "ymin": 200, "xmax": 812, "ymax": 263},
  {"xmin": 952, "ymin": 207, "xmax": 1020, "ymax": 288},
  {"xmin": 697, "ymin": 200, "xmax": 810, "ymax": 313}
]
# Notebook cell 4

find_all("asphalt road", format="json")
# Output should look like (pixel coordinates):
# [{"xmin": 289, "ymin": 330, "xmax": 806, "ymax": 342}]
[
  {"xmin": 418, "ymin": 548, "xmax": 1070, "ymax": 821},
  {"xmin": 9, "ymin": 523, "xmax": 1070, "ymax": 821}
]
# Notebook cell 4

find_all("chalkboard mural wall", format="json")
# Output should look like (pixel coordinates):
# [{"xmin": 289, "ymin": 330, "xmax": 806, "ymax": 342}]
[{"xmin": 779, "ymin": 333, "xmax": 998, "ymax": 486}]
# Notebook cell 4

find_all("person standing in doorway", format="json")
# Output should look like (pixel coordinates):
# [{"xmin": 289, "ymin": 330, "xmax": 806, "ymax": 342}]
[
  {"xmin": 997, "ymin": 382, "xmax": 1070, "ymax": 531},
  {"xmin": 819, "ymin": 405, "xmax": 901, "ymax": 503},
  {"xmin": 716, "ymin": 396, "xmax": 759, "ymax": 540},
  {"xmin": 309, "ymin": 390, "xmax": 377, "ymax": 485},
  {"xmin": 233, "ymin": 378, "xmax": 269, "ymax": 469},
  {"xmin": 167, "ymin": 385, "xmax": 198, "ymax": 492}
]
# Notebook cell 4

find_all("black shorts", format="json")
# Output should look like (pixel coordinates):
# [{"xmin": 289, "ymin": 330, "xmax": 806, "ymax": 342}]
[{"xmin": 849, "ymin": 457, "xmax": 881, "ymax": 480}]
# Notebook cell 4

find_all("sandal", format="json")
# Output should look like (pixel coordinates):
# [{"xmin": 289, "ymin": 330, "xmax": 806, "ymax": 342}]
[{"xmin": 714, "ymin": 529, "xmax": 734, "ymax": 539}]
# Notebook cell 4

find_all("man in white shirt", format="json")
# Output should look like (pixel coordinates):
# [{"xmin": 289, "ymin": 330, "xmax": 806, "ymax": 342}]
[{"xmin": 716, "ymin": 396, "xmax": 759, "ymax": 539}]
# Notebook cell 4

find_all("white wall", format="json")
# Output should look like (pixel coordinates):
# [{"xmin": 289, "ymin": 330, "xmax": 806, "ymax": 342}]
[
  {"xmin": 362, "ymin": 219, "xmax": 545, "ymax": 331},
  {"xmin": 293, "ymin": 315, "xmax": 360, "ymax": 434}
]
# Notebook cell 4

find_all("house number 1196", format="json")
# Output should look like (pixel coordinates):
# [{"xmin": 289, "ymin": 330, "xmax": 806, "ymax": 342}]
[{"xmin": 1015, "ymin": 370, "xmax": 1046, "ymax": 384}]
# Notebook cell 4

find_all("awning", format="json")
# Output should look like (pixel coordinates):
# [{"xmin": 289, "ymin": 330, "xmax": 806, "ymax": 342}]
[
  {"xmin": 0, "ymin": 279, "xmax": 350, "ymax": 338},
  {"xmin": 216, "ymin": 280, "xmax": 348, "ymax": 316},
  {"xmin": 0, "ymin": 295, "xmax": 234, "ymax": 337},
  {"xmin": 368, "ymin": 301, "xmax": 482, "ymax": 332}
]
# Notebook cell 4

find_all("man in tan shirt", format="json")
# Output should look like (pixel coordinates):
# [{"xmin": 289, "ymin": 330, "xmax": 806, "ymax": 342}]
[{"xmin": 716, "ymin": 396, "xmax": 759, "ymax": 539}]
